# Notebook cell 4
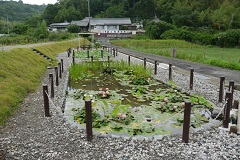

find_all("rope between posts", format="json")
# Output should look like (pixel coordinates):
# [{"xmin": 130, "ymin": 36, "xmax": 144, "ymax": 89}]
[
  {"xmin": 44, "ymin": 90, "xmax": 60, "ymax": 113},
  {"xmin": 214, "ymin": 98, "xmax": 228, "ymax": 120}
]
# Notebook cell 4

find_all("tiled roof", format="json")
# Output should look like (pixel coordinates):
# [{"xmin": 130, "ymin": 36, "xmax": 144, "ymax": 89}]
[
  {"xmin": 49, "ymin": 22, "xmax": 70, "ymax": 27},
  {"xmin": 79, "ymin": 17, "xmax": 131, "ymax": 26},
  {"xmin": 71, "ymin": 21, "xmax": 88, "ymax": 27}
]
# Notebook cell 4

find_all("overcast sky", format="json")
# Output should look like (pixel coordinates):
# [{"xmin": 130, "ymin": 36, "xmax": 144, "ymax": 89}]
[{"xmin": 22, "ymin": 0, "xmax": 58, "ymax": 5}]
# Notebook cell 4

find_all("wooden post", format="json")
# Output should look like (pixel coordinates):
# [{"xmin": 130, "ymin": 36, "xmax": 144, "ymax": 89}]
[
  {"xmin": 87, "ymin": 50, "xmax": 90, "ymax": 58},
  {"xmin": 143, "ymin": 58, "xmax": 146, "ymax": 69},
  {"xmin": 223, "ymin": 92, "xmax": 233, "ymax": 128},
  {"xmin": 72, "ymin": 56, "xmax": 75, "ymax": 64},
  {"xmin": 67, "ymin": 50, "xmax": 70, "ymax": 57},
  {"xmin": 91, "ymin": 56, "xmax": 93, "ymax": 63},
  {"xmin": 58, "ymin": 62, "xmax": 62, "ymax": 79},
  {"xmin": 101, "ymin": 49, "xmax": 103, "ymax": 58},
  {"xmin": 229, "ymin": 80, "xmax": 234, "ymax": 93},
  {"xmin": 115, "ymin": 49, "xmax": 118, "ymax": 56},
  {"xmin": 85, "ymin": 100, "xmax": 93, "ymax": 141},
  {"xmin": 43, "ymin": 85, "xmax": 50, "ymax": 117},
  {"xmin": 107, "ymin": 56, "xmax": 110, "ymax": 63},
  {"xmin": 182, "ymin": 101, "xmax": 191, "ymax": 143},
  {"xmin": 55, "ymin": 66, "xmax": 59, "ymax": 86},
  {"xmin": 61, "ymin": 59, "xmax": 64, "ymax": 73},
  {"xmin": 190, "ymin": 68, "xmax": 194, "ymax": 90},
  {"xmin": 154, "ymin": 61, "xmax": 157, "ymax": 75},
  {"xmin": 113, "ymin": 48, "xmax": 115, "ymax": 57},
  {"xmin": 73, "ymin": 50, "xmax": 75, "ymax": 57},
  {"xmin": 219, "ymin": 76, "xmax": 225, "ymax": 103},
  {"xmin": 128, "ymin": 55, "xmax": 130, "ymax": 66},
  {"xmin": 233, "ymin": 100, "xmax": 239, "ymax": 109},
  {"xmin": 49, "ymin": 73, "xmax": 54, "ymax": 98},
  {"xmin": 237, "ymin": 104, "xmax": 240, "ymax": 134},
  {"xmin": 169, "ymin": 64, "xmax": 172, "ymax": 81}
]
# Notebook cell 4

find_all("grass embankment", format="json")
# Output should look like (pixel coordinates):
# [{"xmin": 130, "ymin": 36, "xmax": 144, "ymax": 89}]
[
  {"xmin": 0, "ymin": 39, "xmax": 89, "ymax": 125},
  {"xmin": 112, "ymin": 39, "xmax": 240, "ymax": 71}
]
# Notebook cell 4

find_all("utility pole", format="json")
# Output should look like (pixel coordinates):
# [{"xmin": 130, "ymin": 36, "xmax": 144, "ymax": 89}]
[
  {"xmin": 88, "ymin": 0, "xmax": 91, "ymax": 32},
  {"xmin": 7, "ymin": 14, "xmax": 9, "ymax": 35}
]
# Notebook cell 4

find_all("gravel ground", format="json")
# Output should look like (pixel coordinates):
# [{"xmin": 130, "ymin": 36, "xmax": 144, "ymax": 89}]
[{"xmin": 0, "ymin": 50, "xmax": 240, "ymax": 160}]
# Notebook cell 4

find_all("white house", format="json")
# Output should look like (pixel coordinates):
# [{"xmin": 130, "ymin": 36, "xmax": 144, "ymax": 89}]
[
  {"xmin": 48, "ymin": 22, "xmax": 70, "ymax": 32},
  {"xmin": 48, "ymin": 17, "xmax": 144, "ymax": 37}
]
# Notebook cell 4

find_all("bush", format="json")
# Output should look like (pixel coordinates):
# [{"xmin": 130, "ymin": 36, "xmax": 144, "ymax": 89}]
[
  {"xmin": 160, "ymin": 28, "xmax": 195, "ymax": 42},
  {"xmin": 212, "ymin": 29, "xmax": 240, "ymax": 48},
  {"xmin": 145, "ymin": 21, "xmax": 175, "ymax": 39}
]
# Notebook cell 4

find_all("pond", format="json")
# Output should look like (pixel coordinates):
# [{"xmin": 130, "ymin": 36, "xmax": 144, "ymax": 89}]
[{"xmin": 64, "ymin": 59, "xmax": 213, "ymax": 137}]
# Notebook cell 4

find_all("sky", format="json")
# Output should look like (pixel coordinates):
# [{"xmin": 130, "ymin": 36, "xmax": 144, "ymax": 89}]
[{"xmin": 22, "ymin": 0, "xmax": 58, "ymax": 5}]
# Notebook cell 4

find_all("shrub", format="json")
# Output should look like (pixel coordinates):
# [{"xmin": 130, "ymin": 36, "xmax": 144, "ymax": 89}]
[
  {"xmin": 160, "ymin": 28, "xmax": 195, "ymax": 42},
  {"xmin": 145, "ymin": 21, "xmax": 175, "ymax": 39},
  {"xmin": 212, "ymin": 29, "xmax": 240, "ymax": 48}
]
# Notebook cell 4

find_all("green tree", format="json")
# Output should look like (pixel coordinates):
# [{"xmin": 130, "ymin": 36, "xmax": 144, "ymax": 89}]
[
  {"xmin": 146, "ymin": 21, "xmax": 175, "ymax": 39},
  {"xmin": 67, "ymin": 24, "xmax": 80, "ymax": 33}
]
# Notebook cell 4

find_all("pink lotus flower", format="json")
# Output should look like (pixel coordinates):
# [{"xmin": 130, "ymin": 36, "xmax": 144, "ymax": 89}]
[
  {"xmin": 105, "ymin": 91, "xmax": 110, "ymax": 95},
  {"xmin": 121, "ymin": 114, "xmax": 127, "ymax": 119},
  {"xmin": 98, "ymin": 91, "xmax": 102, "ymax": 94},
  {"xmin": 173, "ymin": 105, "xmax": 177, "ymax": 109},
  {"xmin": 117, "ymin": 113, "xmax": 122, "ymax": 117},
  {"xmin": 163, "ymin": 97, "xmax": 168, "ymax": 102},
  {"xmin": 105, "ymin": 88, "xmax": 109, "ymax": 91},
  {"xmin": 99, "ymin": 88, "xmax": 103, "ymax": 91},
  {"xmin": 181, "ymin": 102, "xmax": 185, "ymax": 107}
]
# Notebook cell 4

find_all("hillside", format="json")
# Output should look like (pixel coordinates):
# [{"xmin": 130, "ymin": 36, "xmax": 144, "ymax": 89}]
[{"xmin": 0, "ymin": 0, "xmax": 46, "ymax": 21}]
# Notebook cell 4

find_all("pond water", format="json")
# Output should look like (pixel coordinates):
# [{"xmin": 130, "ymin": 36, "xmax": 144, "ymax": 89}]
[{"xmin": 65, "ymin": 67, "xmax": 214, "ymax": 137}]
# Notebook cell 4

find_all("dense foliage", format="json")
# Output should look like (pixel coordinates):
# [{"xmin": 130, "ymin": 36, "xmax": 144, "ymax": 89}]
[
  {"xmin": 0, "ymin": 0, "xmax": 45, "ymax": 21},
  {"xmin": 1, "ymin": 0, "xmax": 240, "ymax": 47}
]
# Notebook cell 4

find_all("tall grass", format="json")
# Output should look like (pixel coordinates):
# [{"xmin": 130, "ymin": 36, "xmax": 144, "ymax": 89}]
[
  {"xmin": 69, "ymin": 60, "xmax": 152, "ymax": 81},
  {"xmin": 112, "ymin": 39, "xmax": 240, "ymax": 71},
  {"xmin": 0, "ymin": 39, "xmax": 90, "ymax": 125}
]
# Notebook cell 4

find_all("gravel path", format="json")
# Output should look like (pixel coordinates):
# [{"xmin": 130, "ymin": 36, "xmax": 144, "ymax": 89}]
[{"xmin": 0, "ymin": 50, "xmax": 240, "ymax": 160}]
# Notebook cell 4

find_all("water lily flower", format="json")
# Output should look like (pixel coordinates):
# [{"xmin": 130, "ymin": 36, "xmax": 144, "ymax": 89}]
[
  {"xmin": 105, "ymin": 88, "xmax": 109, "ymax": 91},
  {"xmin": 105, "ymin": 91, "xmax": 110, "ymax": 95},
  {"xmin": 121, "ymin": 114, "xmax": 127, "ymax": 119},
  {"xmin": 173, "ymin": 106, "xmax": 177, "ymax": 109},
  {"xmin": 163, "ymin": 97, "xmax": 168, "ymax": 102},
  {"xmin": 181, "ymin": 102, "xmax": 185, "ymax": 107},
  {"xmin": 118, "ymin": 113, "xmax": 122, "ymax": 117},
  {"xmin": 99, "ymin": 88, "xmax": 103, "ymax": 91},
  {"xmin": 98, "ymin": 91, "xmax": 103, "ymax": 94}
]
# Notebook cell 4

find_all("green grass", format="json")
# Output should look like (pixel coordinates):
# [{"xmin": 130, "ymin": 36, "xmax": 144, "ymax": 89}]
[
  {"xmin": 0, "ymin": 39, "xmax": 90, "ymax": 126},
  {"xmin": 75, "ymin": 50, "xmax": 111, "ymax": 59},
  {"xmin": 69, "ymin": 60, "xmax": 152, "ymax": 81},
  {"xmin": 112, "ymin": 39, "xmax": 240, "ymax": 71}
]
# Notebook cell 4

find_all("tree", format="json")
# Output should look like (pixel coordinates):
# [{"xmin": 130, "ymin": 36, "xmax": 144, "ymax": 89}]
[
  {"xmin": 146, "ymin": 21, "xmax": 175, "ymax": 39},
  {"xmin": 67, "ymin": 24, "xmax": 80, "ymax": 33}
]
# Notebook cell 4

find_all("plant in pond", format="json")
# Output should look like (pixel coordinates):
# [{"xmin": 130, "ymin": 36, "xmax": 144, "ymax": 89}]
[
  {"xmin": 74, "ymin": 108, "xmax": 109, "ymax": 128},
  {"xmin": 111, "ymin": 102, "xmax": 134, "ymax": 125},
  {"xmin": 111, "ymin": 60, "xmax": 152, "ymax": 78},
  {"xmin": 98, "ymin": 88, "xmax": 111, "ymax": 99},
  {"xmin": 131, "ymin": 77, "xmax": 149, "ymax": 85},
  {"xmin": 155, "ymin": 102, "xmax": 183, "ymax": 113},
  {"xmin": 124, "ymin": 70, "xmax": 134, "ymax": 75},
  {"xmin": 102, "ymin": 66, "xmax": 116, "ymax": 74}
]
